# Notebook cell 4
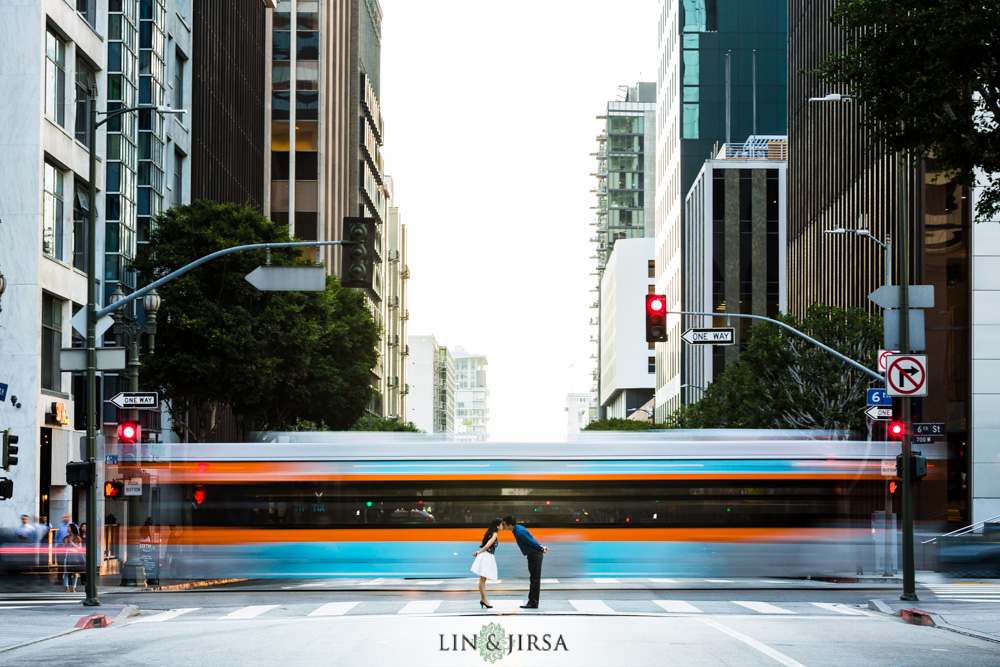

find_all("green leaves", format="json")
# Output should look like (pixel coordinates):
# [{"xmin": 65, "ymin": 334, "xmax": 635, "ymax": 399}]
[
  {"xmin": 131, "ymin": 200, "xmax": 378, "ymax": 440},
  {"xmin": 665, "ymin": 305, "xmax": 882, "ymax": 433},
  {"xmin": 814, "ymin": 0, "xmax": 1000, "ymax": 221}
]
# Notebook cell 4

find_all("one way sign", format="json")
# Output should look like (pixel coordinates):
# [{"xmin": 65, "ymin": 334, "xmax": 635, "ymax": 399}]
[
  {"xmin": 109, "ymin": 392, "xmax": 159, "ymax": 410},
  {"xmin": 681, "ymin": 328, "xmax": 736, "ymax": 346}
]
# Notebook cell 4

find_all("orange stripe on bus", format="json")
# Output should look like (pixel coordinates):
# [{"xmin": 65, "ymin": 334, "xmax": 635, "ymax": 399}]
[{"xmin": 162, "ymin": 526, "xmax": 860, "ymax": 546}]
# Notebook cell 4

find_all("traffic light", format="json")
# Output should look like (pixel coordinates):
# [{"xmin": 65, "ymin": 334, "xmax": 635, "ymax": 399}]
[
  {"xmin": 888, "ymin": 421, "xmax": 904, "ymax": 439},
  {"xmin": 0, "ymin": 477, "xmax": 12, "ymax": 500},
  {"xmin": 66, "ymin": 461, "xmax": 95, "ymax": 487},
  {"xmin": 646, "ymin": 294, "xmax": 668, "ymax": 343},
  {"xmin": 104, "ymin": 480, "xmax": 124, "ymax": 498},
  {"xmin": 118, "ymin": 421, "xmax": 141, "ymax": 465},
  {"xmin": 341, "ymin": 216, "xmax": 377, "ymax": 290},
  {"xmin": 1, "ymin": 430, "xmax": 19, "ymax": 470}
]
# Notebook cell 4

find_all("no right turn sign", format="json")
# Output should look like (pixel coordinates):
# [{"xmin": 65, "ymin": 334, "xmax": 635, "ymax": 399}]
[{"xmin": 886, "ymin": 354, "xmax": 928, "ymax": 397}]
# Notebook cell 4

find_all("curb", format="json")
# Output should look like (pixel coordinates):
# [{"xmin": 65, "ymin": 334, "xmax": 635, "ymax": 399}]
[
  {"xmin": 898, "ymin": 608, "xmax": 937, "ymax": 626},
  {"xmin": 147, "ymin": 578, "xmax": 250, "ymax": 592},
  {"xmin": 868, "ymin": 599, "xmax": 893, "ymax": 614},
  {"xmin": 0, "ymin": 604, "xmax": 138, "ymax": 654}
]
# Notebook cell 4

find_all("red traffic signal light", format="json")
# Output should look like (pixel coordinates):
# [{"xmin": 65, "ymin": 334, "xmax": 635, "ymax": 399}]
[
  {"xmin": 193, "ymin": 485, "xmax": 205, "ymax": 505},
  {"xmin": 104, "ymin": 480, "xmax": 124, "ymax": 498},
  {"xmin": 118, "ymin": 422, "xmax": 140, "ymax": 443},
  {"xmin": 646, "ymin": 294, "xmax": 668, "ymax": 343},
  {"xmin": 889, "ymin": 421, "xmax": 904, "ymax": 438}
]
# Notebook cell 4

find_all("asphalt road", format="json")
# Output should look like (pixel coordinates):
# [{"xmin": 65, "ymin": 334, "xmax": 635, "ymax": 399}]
[{"xmin": 2, "ymin": 577, "xmax": 999, "ymax": 665}]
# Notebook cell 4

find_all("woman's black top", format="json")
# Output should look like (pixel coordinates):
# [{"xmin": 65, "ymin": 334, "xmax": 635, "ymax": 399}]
[{"xmin": 481, "ymin": 532, "xmax": 499, "ymax": 554}]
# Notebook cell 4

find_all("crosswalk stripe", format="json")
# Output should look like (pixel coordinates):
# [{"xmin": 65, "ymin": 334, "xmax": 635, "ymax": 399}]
[
  {"xmin": 220, "ymin": 605, "xmax": 280, "ymax": 620},
  {"xmin": 733, "ymin": 601, "xmax": 796, "ymax": 614},
  {"xmin": 541, "ymin": 578, "xmax": 559, "ymax": 583},
  {"xmin": 649, "ymin": 578, "xmax": 677, "ymax": 583},
  {"xmin": 593, "ymin": 578, "xmax": 619, "ymax": 583},
  {"xmin": 569, "ymin": 600, "xmax": 614, "ymax": 613},
  {"xmin": 706, "ymin": 579, "xmax": 734, "ymax": 583},
  {"xmin": 654, "ymin": 600, "xmax": 703, "ymax": 613},
  {"xmin": 810, "ymin": 602, "xmax": 867, "ymax": 616},
  {"xmin": 398, "ymin": 600, "xmax": 441, "ymax": 614},
  {"xmin": 133, "ymin": 608, "xmax": 200, "ymax": 624},
  {"xmin": 308, "ymin": 602, "xmax": 361, "ymax": 617}
]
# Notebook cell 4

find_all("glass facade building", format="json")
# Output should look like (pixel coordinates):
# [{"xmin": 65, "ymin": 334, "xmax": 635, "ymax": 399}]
[{"xmin": 654, "ymin": 0, "xmax": 787, "ymax": 417}]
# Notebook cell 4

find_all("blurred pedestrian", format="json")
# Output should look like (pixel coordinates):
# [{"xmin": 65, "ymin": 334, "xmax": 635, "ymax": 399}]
[
  {"xmin": 502, "ymin": 515, "xmax": 548, "ymax": 609},
  {"xmin": 471, "ymin": 518, "xmax": 503, "ymax": 608},
  {"xmin": 15, "ymin": 515, "xmax": 36, "ymax": 541},
  {"xmin": 62, "ymin": 524, "xmax": 84, "ymax": 593},
  {"xmin": 55, "ymin": 513, "xmax": 77, "ymax": 544}
]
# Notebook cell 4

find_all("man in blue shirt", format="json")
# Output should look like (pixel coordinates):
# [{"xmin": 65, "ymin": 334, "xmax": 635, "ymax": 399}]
[{"xmin": 502, "ymin": 515, "xmax": 548, "ymax": 608}]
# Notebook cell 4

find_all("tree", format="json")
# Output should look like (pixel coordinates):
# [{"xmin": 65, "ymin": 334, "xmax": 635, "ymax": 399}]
[
  {"xmin": 349, "ymin": 416, "xmax": 423, "ymax": 432},
  {"xmin": 131, "ymin": 200, "xmax": 379, "ymax": 441},
  {"xmin": 665, "ymin": 305, "xmax": 882, "ymax": 434},
  {"xmin": 814, "ymin": 0, "xmax": 1000, "ymax": 220}
]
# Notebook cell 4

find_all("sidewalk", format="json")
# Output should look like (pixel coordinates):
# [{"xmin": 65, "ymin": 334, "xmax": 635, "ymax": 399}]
[{"xmin": 0, "ymin": 602, "xmax": 137, "ymax": 653}]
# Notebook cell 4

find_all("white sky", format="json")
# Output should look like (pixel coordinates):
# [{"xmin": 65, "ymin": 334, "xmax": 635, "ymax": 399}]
[{"xmin": 379, "ymin": 1, "xmax": 659, "ymax": 441}]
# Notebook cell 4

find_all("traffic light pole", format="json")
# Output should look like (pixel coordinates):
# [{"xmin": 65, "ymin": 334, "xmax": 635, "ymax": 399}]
[
  {"xmin": 83, "ymin": 235, "xmax": 349, "ymax": 605},
  {"xmin": 898, "ymin": 154, "xmax": 918, "ymax": 602}
]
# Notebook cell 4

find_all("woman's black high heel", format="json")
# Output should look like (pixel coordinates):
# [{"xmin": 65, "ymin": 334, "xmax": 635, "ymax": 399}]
[{"xmin": 480, "ymin": 600, "xmax": 492, "ymax": 609}]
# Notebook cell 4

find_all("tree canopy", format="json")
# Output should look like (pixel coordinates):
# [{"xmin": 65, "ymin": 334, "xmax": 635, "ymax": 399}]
[
  {"xmin": 131, "ymin": 200, "xmax": 379, "ymax": 441},
  {"xmin": 664, "ymin": 305, "xmax": 882, "ymax": 434},
  {"xmin": 815, "ymin": 0, "xmax": 1000, "ymax": 220}
]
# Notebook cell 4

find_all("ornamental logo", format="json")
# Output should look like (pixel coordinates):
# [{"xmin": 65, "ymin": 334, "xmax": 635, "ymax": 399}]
[
  {"xmin": 439, "ymin": 624, "xmax": 568, "ymax": 661},
  {"xmin": 478, "ymin": 622, "xmax": 508, "ymax": 663}
]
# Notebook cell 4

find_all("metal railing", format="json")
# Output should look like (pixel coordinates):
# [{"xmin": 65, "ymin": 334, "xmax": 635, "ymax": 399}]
[
  {"xmin": 921, "ymin": 514, "xmax": 1000, "ymax": 545},
  {"xmin": 715, "ymin": 137, "xmax": 788, "ymax": 161}
]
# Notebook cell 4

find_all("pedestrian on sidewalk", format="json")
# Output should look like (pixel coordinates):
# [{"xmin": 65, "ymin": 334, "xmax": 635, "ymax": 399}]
[
  {"xmin": 15, "ymin": 515, "xmax": 36, "ymax": 541},
  {"xmin": 471, "ymin": 517, "xmax": 503, "ymax": 608},
  {"xmin": 62, "ymin": 524, "xmax": 84, "ymax": 593},
  {"xmin": 502, "ymin": 515, "xmax": 548, "ymax": 609}
]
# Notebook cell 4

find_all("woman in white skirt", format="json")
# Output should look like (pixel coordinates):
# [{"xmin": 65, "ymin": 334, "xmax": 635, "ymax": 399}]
[{"xmin": 471, "ymin": 517, "xmax": 503, "ymax": 608}]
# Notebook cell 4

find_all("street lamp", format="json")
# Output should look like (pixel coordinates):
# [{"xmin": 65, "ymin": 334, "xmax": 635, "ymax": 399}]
[
  {"xmin": 813, "ymin": 93, "xmax": 918, "ymax": 601},
  {"xmin": 823, "ymin": 223, "xmax": 891, "ymax": 288},
  {"xmin": 83, "ymin": 85, "xmax": 185, "ymax": 606}
]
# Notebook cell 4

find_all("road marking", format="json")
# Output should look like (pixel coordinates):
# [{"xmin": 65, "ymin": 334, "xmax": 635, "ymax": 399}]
[
  {"xmin": 810, "ymin": 602, "xmax": 868, "ymax": 616},
  {"xmin": 654, "ymin": 600, "xmax": 703, "ymax": 613},
  {"xmin": 649, "ymin": 578, "xmax": 677, "ymax": 583},
  {"xmin": 698, "ymin": 617, "xmax": 806, "ymax": 667},
  {"xmin": 569, "ymin": 600, "xmax": 614, "ymax": 613},
  {"xmin": 733, "ymin": 601, "xmax": 796, "ymax": 614},
  {"xmin": 0, "ymin": 600, "xmax": 79, "ymax": 605},
  {"xmin": 308, "ymin": 602, "xmax": 361, "ymax": 617},
  {"xmin": 541, "ymin": 578, "xmax": 559, "ymax": 583},
  {"xmin": 359, "ymin": 578, "xmax": 386, "ymax": 586},
  {"xmin": 593, "ymin": 578, "xmax": 619, "ymax": 583},
  {"xmin": 406, "ymin": 580, "xmax": 444, "ymax": 585},
  {"xmin": 706, "ymin": 579, "xmax": 734, "ymax": 583},
  {"xmin": 398, "ymin": 600, "xmax": 441, "ymax": 614},
  {"xmin": 132, "ymin": 608, "xmax": 200, "ymax": 623},
  {"xmin": 220, "ymin": 605, "xmax": 280, "ymax": 620}
]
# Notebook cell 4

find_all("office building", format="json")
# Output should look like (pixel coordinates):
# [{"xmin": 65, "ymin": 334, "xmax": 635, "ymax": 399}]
[
  {"xmin": 654, "ymin": 0, "xmax": 787, "ymax": 417},
  {"xmin": 453, "ymin": 347, "xmax": 488, "ymax": 442},
  {"xmin": 405, "ymin": 335, "xmax": 454, "ymax": 437}
]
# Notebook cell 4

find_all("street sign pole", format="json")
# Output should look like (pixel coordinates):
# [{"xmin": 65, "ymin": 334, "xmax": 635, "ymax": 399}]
[{"xmin": 899, "ymin": 152, "xmax": 917, "ymax": 602}]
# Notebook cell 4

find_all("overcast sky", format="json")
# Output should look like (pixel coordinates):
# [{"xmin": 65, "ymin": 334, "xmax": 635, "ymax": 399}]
[{"xmin": 379, "ymin": 1, "xmax": 659, "ymax": 441}]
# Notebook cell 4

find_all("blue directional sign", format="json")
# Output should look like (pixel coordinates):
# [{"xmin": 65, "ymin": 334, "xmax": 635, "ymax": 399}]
[
  {"xmin": 0, "ymin": 382, "xmax": 7, "ymax": 402},
  {"xmin": 867, "ymin": 389, "xmax": 892, "ymax": 406},
  {"xmin": 105, "ymin": 454, "xmax": 119, "ymax": 465}
]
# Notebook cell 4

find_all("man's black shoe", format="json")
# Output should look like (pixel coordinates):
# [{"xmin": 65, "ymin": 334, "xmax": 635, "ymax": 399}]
[{"xmin": 520, "ymin": 604, "xmax": 538, "ymax": 609}]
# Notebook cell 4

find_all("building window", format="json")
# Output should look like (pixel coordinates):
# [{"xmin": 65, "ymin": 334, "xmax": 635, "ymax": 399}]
[
  {"xmin": 173, "ymin": 150, "xmax": 184, "ymax": 206},
  {"xmin": 648, "ymin": 260, "xmax": 655, "ymax": 278},
  {"xmin": 75, "ymin": 58, "xmax": 96, "ymax": 146},
  {"xmin": 41, "ymin": 294, "xmax": 63, "ymax": 391},
  {"xmin": 77, "ymin": 0, "xmax": 97, "ymax": 27},
  {"xmin": 648, "ymin": 356, "xmax": 656, "ymax": 374},
  {"xmin": 45, "ymin": 30, "xmax": 67, "ymax": 127},
  {"xmin": 174, "ymin": 49, "xmax": 186, "ymax": 111},
  {"xmin": 43, "ymin": 162, "xmax": 65, "ymax": 259},
  {"xmin": 72, "ymin": 180, "xmax": 89, "ymax": 271}
]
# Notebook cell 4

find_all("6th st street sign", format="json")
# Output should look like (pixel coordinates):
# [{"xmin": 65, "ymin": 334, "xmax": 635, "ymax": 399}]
[{"xmin": 109, "ymin": 392, "xmax": 159, "ymax": 410}]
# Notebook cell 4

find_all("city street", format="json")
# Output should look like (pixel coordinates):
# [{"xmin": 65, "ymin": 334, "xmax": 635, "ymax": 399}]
[{"xmin": 2, "ymin": 577, "xmax": 998, "ymax": 665}]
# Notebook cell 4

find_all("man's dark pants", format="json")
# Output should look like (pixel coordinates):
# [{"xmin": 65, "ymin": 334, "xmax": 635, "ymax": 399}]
[{"xmin": 527, "ymin": 551, "xmax": 544, "ymax": 606}]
